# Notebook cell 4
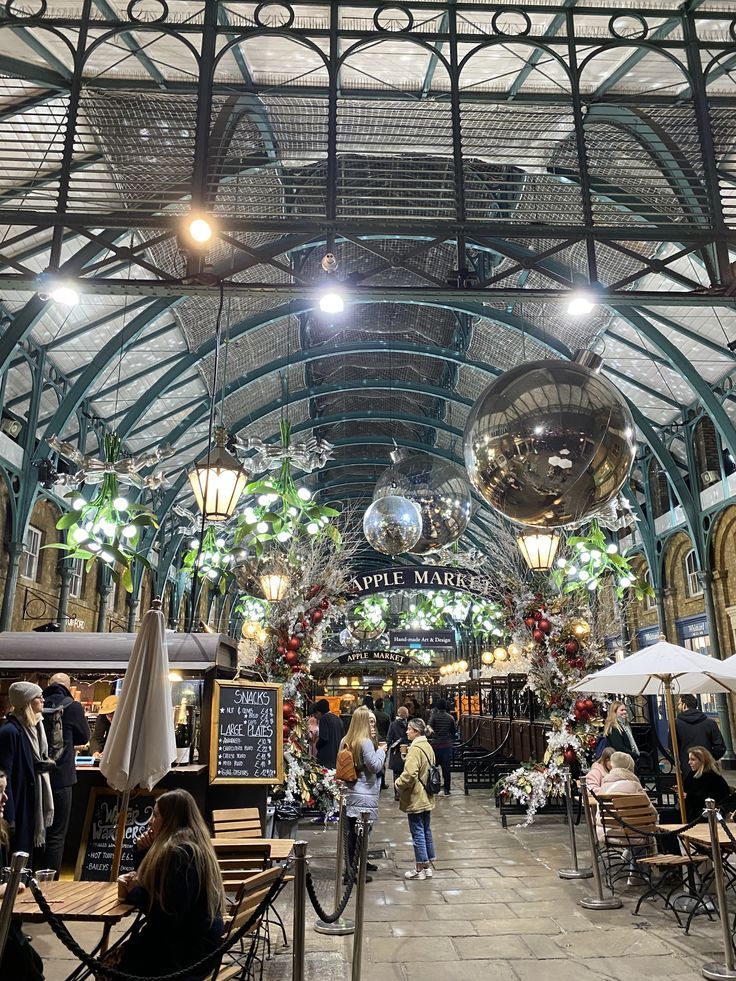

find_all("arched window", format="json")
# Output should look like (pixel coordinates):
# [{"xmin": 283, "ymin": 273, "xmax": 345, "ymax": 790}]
[{"xmin": 684, "ymin": 549, "xmax": 702, "ymax": 598}]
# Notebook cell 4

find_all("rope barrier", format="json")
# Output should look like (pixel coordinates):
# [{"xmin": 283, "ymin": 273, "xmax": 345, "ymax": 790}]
[
  {"xmin": 305, "ymin": 815, "xmax": 362, "ymax": 923},
  {"xmin": 27, "ymin": 867, "xmax": 286, "ymax": 981}
]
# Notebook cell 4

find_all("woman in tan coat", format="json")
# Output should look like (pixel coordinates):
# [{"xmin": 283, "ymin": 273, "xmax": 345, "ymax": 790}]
[{"xmin": 394, "ymin": 718, "xmax": 436, "ymax": 881}]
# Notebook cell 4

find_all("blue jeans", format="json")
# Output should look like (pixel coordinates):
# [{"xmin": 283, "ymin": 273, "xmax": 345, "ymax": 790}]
[
  {"xmin": 434, "ymin": 746, "xmax": 453, "ymax": 793},
  {"xmin": 408, "ymin": 811, "xmax": 435, "ymax": 865}
]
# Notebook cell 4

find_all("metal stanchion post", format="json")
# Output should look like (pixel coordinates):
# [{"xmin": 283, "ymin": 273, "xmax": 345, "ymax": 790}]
[
  {"xmin": 578, "ymin": 783, "xmax": 623, "ymax": 910},
  {"xmin": 350, "ymin": 811, "xmax": 370, "ymax": 981},
  {"xmin": 702, "ymin": 799, "xmax": 736, "ymax": 980},
  {"xmin": 559, "ymin": 769, "xmax": 592, "ymax": 880},
  {"xmin": 292, "ymin": 840, "xmax": 308, "ymax": 981},
  {"xmin": 0, "ymin": 851, "xmax": 29, "ymax": 963},
  {"xmin": 314, "ymin": 794, "xmax": 355, "ymax": 935}
]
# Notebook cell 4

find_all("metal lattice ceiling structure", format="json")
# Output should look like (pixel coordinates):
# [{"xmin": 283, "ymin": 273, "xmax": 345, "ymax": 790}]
[{"xmin": 1, "ymin": 0, "xmax": 736, "ymax": 567}]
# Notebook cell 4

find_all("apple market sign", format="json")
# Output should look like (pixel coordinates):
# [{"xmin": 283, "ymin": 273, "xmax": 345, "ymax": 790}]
[
  {"xmin": 333, "ymin": 650, "xmax": 415, "ymax": 666},
  {"xmin": 348, "ymin": 566, "xmax": 494, "ymax": 599}
]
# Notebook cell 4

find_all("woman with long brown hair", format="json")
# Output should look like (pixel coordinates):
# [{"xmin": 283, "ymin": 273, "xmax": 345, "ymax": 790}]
[
  {"xmin": 340, "ymin": 706, "xmax": 386, "ymax": 883},
  {"xmin": 116, "ymin": 788, "xmax": 226, "ymax": 980}
]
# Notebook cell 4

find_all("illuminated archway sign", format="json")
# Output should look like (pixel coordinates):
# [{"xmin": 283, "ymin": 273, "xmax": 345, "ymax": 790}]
[
  {"xmin": 348, "ymin": 566, "xmax": 494, "ymax": 599},
  {"xmin": 332, "ymin": 650, "xmax": 416, "ymax": 666}
]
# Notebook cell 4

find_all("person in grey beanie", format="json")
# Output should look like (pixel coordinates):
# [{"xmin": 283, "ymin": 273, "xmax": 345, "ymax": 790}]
[{"xmin": 0, "ymin": 682, "xmax": 54, "ymax": 858}]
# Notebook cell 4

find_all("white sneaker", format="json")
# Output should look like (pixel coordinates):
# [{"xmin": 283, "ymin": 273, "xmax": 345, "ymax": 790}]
[
  {"xmin": 423, "ymin": 866, "xmax": 433, "ymax": 878},
  {"xmin": 405, "ymin": 869, "xmax": 426, "ymax": 880}
]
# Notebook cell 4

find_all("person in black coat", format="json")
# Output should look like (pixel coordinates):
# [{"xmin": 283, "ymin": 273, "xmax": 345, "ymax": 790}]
[
  {"xmin": 38, "ymin": 674, "xmax": 90, "ymax": 876},
  {"xmin": 683, "ymin": 746, "xmax": 732, "ymax": 823},
  {"xmin": 310, "ymin": 699, "xmax": 343, "ymax": 769},
  {"xmin": 387, "ymin": 707, "xmax": 410, "ymax": 801},
  {"xmin": 675, "ymin": 695, "xmax": 726, "ymax": 774},
  {"xmin": 89, "ymin": 694, "xmax": 118, "ymax": 757},
  {"xmin": 0, "ymin": 682, "xmax": 52, "ymax": 859},
  {"xmin": 428, "ymin": 698, "xmax": 458, "ymax": 795},
  {"xmin": 116, "ymin": 789, "xmax": 225, "ymax": 980}
]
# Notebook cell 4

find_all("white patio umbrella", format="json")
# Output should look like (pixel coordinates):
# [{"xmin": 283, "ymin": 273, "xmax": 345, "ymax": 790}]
[
  {"xmin": 572, "ymin": 640, "xmax": 736, "ymax": 821},
  {"xmin": 100, "ymin": 598, "xmax": 177, "ymax": 879}
]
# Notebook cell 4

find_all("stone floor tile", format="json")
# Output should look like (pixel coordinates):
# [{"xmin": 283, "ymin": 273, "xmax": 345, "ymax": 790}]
[
  {"xmin": 452, "ymin": 934, "xmax": 534, "ymax": 959},
  {"xmin": 402, "ymin": 960, "xmax": 518, "ymax": 980},
  {"xmin": 364, "ymin": 936, "xmax": 458, "ymax": 962},
  {"xmin": 472, "ymin": 916, "xmax": 561, "ymax": 936},
  {"xmin": 391, "ymin": 919, "xmax": 478, "ymax": 937}
]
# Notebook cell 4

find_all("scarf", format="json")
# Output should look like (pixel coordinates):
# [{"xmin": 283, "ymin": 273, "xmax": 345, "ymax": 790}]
[
  {"xmin": 23, "ymin": 721, "xmax": 54, "ymax": 848},
  {"xmin": 618, "ymin": 721, "xmax": 640, "ymax": 757}
]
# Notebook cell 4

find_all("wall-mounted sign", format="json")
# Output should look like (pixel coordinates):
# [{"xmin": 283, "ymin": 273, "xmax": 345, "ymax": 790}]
[
  {"xmin": 389, "ymin": 630, "xmax": 455, "ymax": 650},
  {"xmin": 348, "ymin": 566, "xmax": 494, "ymax": 599},
  {"xmin": 333, "ymin": 650, "xmax": 415, "ymax": 666}
]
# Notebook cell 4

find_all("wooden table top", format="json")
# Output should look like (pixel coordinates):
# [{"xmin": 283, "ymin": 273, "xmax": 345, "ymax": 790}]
[
  {"xmin": 13, "ymin": 881, "xmax": 134, "ymax": 923},
  {"xmin": 660, "ymin": 822, "xmax": 736, "ymax": 848},
  {"xmin": 210, "ymin": 837, "xmax": 295, "ymax": 861}
]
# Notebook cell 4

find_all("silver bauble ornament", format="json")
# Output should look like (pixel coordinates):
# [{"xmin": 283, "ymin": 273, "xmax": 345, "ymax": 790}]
[
  {"xmin": 346, "ymin": 615, "xmax": 384, "ymax": 642},
  {"xmin": 463, "ymin": 359, "xmax": 636, "ymax": 528},
  {"xmin": 339, "ymin": 627, "xmax": 360, "ymax": 650},
  {"xmin": 374, "ymin": 454, "xmax": 472, "ymax": 553},
  {"xmin": 363, "ymin": 495, "xmax": 423, "ymax": 555}
]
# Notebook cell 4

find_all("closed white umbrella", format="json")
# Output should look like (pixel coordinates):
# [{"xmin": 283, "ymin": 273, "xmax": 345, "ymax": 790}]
[
  {"xmin": 100, "ymin": 599, "xmax": 176, "ymax": 878},
  {"xmin": 572, "ymin": 640, "xmax": 736, "ymax": 821}
]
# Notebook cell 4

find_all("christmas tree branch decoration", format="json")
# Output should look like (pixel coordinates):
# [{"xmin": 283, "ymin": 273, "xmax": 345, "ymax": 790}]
[
  {"xmin": 553, "ymin": 519, "xmax": 653, "ymax": 600},
  {"xmin": 45, "ymin": 435, "xmax": 158, "ymax": 591}
]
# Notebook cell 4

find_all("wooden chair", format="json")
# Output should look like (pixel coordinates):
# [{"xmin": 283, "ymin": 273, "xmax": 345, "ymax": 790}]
[
  {"xmin": 597, "ymin": 792, "xmax": 659, "ymax": 888},
  {"xmin": 212, "ymin": 807, "xmax": 263, "ymax": 839},
  {"xmin": 212, "ymin": 843, "xmax": 271, "ymax": 895},
  {"xmin": 210, "ymin": 866, "xmax": 285, "ymax": 981}
]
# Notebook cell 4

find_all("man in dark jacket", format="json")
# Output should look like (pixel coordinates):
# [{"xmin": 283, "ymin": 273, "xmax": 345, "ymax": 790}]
[
  {"xmin": 310, "ymin": 699, "xmax": 342, "ymax": 769},
  {"xmin": 40, "ymin": 673, "xmax": 90, "ymax": 875},
  {"xmin": 675, "ymin": 694, "xmax": 726, "ymax": 773}
]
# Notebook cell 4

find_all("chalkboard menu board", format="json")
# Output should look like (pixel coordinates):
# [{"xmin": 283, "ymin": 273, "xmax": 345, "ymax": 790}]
[
  {"xmin": 209, "ymin": 680, "xmax": 284, "ymax": 785},
  {"xmin": 76, "ymin": 788, "xmax": 163, "ymax": 881}
]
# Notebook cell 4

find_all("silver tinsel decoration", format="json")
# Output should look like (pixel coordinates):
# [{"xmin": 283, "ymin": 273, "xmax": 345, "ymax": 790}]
[
  {"xmin": 363, "ymin": 495, "xmax": 423, "ymax": 555},
  {"xmin": 463, "ymin": 359, "xmax": 636, "ymax": 529}
]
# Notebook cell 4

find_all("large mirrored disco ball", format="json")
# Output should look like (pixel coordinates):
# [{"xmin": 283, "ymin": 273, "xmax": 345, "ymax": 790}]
[
  {"xmin": 363, "ymin": 495, "xmax": 423, "ymax": 555},
  {"xmin": 374, "ymin": 454, "xmax": 472, "ymax": 553},
  {"xmin": 463, "ymin": 359, "xmax": 636, "ymax": 528}
]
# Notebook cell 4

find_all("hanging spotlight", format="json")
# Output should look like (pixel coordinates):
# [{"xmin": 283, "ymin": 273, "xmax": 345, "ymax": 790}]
[
  {"xmin": 184, "ymin": 214, "xmax": 217, "ymax": 247},
  {"xmin": 38, "ymin": 272, "xmax": 80, "ymax": 306},
  {"xmin": 567, "ymin": 290, "xmax": 596, "ymax": 316},
  {"xmin": 517, "ymin": 529, "xmax": 561, "ymax": 572},
  {"xmin": 318, "ymin": 252, "xmax": 345, "ymax": 315},
  {"xmin": 188, "ymin": 426, "xmax": 249, "ymax": 522}
]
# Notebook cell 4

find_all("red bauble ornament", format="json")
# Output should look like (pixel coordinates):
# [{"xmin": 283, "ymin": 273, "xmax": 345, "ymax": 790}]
[
  {"xmin": 284, "ymin": 650, "xmax": 299, "ymax": 666},
  {"xmin": 533, "ymin": 610, "xmax": 543, "ymax": 621},
  {"xmin": 563, "ymin": 748, "xmax": 577, "ymax": 764},
  {"xmin": 320, "ymin": 598, "xmax": 329, "ymax": 610},
  {"xmin": 575, "ymin": 657, "xmax": 585, "ymax": 669},
  {"xmin": 532, "ymin": 628, "xmax": 545, "ymax": 644},
  {"xmin": 524, "ymin": 617, "xmax": 535, "ymax": 629},
  {"xmin": 283, "ymin": 723, "xmax": 291, "ymax": 739},
  {"xmin": 276, "ymin": 646, "xmax": 286, "ymax": 656},
  {"xmin": 287, "ymin": 636, "xmax": 300, "ymax": 650},
  {"xmin": 311, "ymin": 609, "xmax": 323, "ymax": 624},
  {"xmin": 538, "ymin": 618, "xmax": 552, "ymax": 634},
  {"xmin": 283, "ymin": 704, "xmax": 294, "ymax": 720},
  {"xmin": 584, "ymin": 698, "xmax": 595, "ymax": 712},
  {"xmin": 574, "ymin": 699, "xmax": 586, "ymax": 713},
  {"xmin": 564, "ymin": 640, "xmax": 579, "ymax": 656},
  {"xmin": 588, "ymin": 736, "xmax": 598, "ymax": 749},
  {"xmin": 288, "ymin": 714, "xmax": 298, "ymax": 727},
  {"xmin": 308, "ymin": 584, "xmax": 320, "ymax": 598},
  {"xmin": 291, "ymin": 665, "xmax": 302, "ymax": 674}
]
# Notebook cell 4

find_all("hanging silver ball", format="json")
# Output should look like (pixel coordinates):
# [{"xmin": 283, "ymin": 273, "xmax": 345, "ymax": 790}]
[
  {"xmin": 339, "ymin": 627, "xmax": 360, "ymax": 650},
  {"xmin": 363, "ymin": 495, "xmax": 423, "ymax": 555},
  {"xmin": 463, "ymin": 359, "xmax": 636, "ymax": 528},
  {"xmin": 374, "ymin": 454, "xmax": 472, "ymax": 553}
]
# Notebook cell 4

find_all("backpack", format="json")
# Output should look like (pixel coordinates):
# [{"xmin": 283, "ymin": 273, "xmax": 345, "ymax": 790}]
[
  {"xmin": 42, "ymin": 696, "xmax": 72, "ymax": 763},
  {"xmin": 418, "ymin": 746, "xmax": 442, "ymax": 796},
  {"xmin": 335, "ymin": 747, "xmax": 358, "ymax": 783},
  {"xmin": 594, "ymin": 735, "xmax": 608, "ymax": 760}
]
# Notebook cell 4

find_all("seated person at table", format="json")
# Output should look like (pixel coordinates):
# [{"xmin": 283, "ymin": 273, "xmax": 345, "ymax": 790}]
[
  {"xmin": 596, "ymin": 752, "xmax": 658, "ymax": 884},
  {"xmin": 0, "ymin": 768, "xmax": 44, "ymax": 980},
  {"xmin": 116, "ymin": 788, "xmax": 226, "ymax": 981},
  {"xmin": 682, "ymin": 746, "xmax": 732, "ymax": 823},
  {"xmin": 89, "ymin": 695, "xmax": 118, "ymax": 758},
  {"xmin": 586, "ymin": 746, "xmax": 615, "ymax": 796}
]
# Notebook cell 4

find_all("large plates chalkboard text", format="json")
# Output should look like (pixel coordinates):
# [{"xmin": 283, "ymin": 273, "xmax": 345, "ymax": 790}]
[{"xmin": 209, "ymin": 680, "xmax": 284, "ymax": 785}]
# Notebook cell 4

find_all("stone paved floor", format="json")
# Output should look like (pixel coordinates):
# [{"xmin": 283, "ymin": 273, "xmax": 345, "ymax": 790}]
[{"xmin": 31, "ymin": 782, "xmax": 726, "ymax": 980}]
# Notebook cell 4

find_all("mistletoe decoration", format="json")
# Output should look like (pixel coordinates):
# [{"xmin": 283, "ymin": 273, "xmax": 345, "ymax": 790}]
[
  {"xmin": 182, "ymin": 525, "xmax": 235, "ymax": 592},
  {"xmin": 45, "ymin": 435, "xmax": 157, "ymax": 591},
  {"xmin": 553, "ymin": 519, "xmax": 653, "ymax": 600}
]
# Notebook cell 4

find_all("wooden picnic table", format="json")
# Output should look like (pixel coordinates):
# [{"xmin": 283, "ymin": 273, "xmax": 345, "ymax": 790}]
[
  {"xmin": 13, "ymin": 881, "xmax": 135, "ymax": 981},
  {"xmin": 660, "ymin": 822, "xmax": 736, "ymax": 849},
  {"xmin": 210, "ymin": 837, "xmax": 295, "ymax": 862}
]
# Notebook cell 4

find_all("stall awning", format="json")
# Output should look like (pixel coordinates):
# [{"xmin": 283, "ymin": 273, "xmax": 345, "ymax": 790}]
[{"xmin": 0, "ymin": 631, "xmax": 237, "ymax": 672}]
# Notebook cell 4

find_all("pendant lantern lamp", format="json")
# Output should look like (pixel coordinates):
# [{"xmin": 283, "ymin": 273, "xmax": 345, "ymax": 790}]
[
  {"xmin": 517, "ymin": 529, "xmax": 560, "ymax": 572},
  {"xmin": 188, "ymin": 426, "xmax": 248, "ymax": 522},
  {"xmin": 258, "ymin": 554, "xmax": 290, "ymax": 603}
]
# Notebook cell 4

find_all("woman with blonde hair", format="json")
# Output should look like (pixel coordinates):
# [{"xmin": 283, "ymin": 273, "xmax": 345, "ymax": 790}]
[
  {"xmin": 603, "ymin": 701, "xmax": 640, "ymax": 759},
  {"xmin": 683, "ymin": 746, "xmax": 731, "ymax": 822},
  {"xmin": 395, "ymin": 718, "xmax": 437, "ymax": 880},
  {"xmin": 340, "ymin": 706, "xmax": 386, "ymax": 883},
  {"xmin": 0, "ymin": 681, "xmax": 54, "ymax": 858},
  {"xmin": 116, "ymin": 788, "xmax": 226, "ymax": 979}
]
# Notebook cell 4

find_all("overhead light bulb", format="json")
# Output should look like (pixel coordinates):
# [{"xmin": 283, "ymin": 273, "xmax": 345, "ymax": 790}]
[
  {"xmin": 319, "ymin": 286, "xmax": 344, "ymax": 315},
  {"xmin": 257, "ymin": 521, "xmax": 269, "ymax": 533},
  {"xmin": 87, "ymin": 541, "xmax": 101, "ymax": 552},
  {"xmin": 73, "ymin": 497, "xmax": 85, "ymax": 510},
  {"xmin": 113, "ymin": 497, "xmax": 128, "ymax": 510},
  {"xmin": 568, "ymin": 291, "xmax": 596, "ymax": 316},
  {"xmin": 99, "ymin": 550, "xmax": 114, "ymax": 562},
  {"xmin": 215, "ymin": 538, "xmax": 225, "ymax": 548},
  {"xmin": 276, "ymin": 531, "xmax": 291, "ymax": 542},
  {"xmin": 122, "ymin": 525, "xmax": 137, "ymax": 539},
  {"xmin": 307, "ymin": 522, "xmax": 320, "ymax": 534},
  {"xmin": 72, "ymin": 527, "xmax": 89, "ymax": 543},
  {"xmin": 49, "ymin": 282, "xmax": 79, "ymax": 306},
  {"xmin": 297, "ymin": 487, "xmax": 311, "ymax": 501},
  {"xmin": 187, "ymin": 216, "xmax": 214, "ymax": 244}
]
